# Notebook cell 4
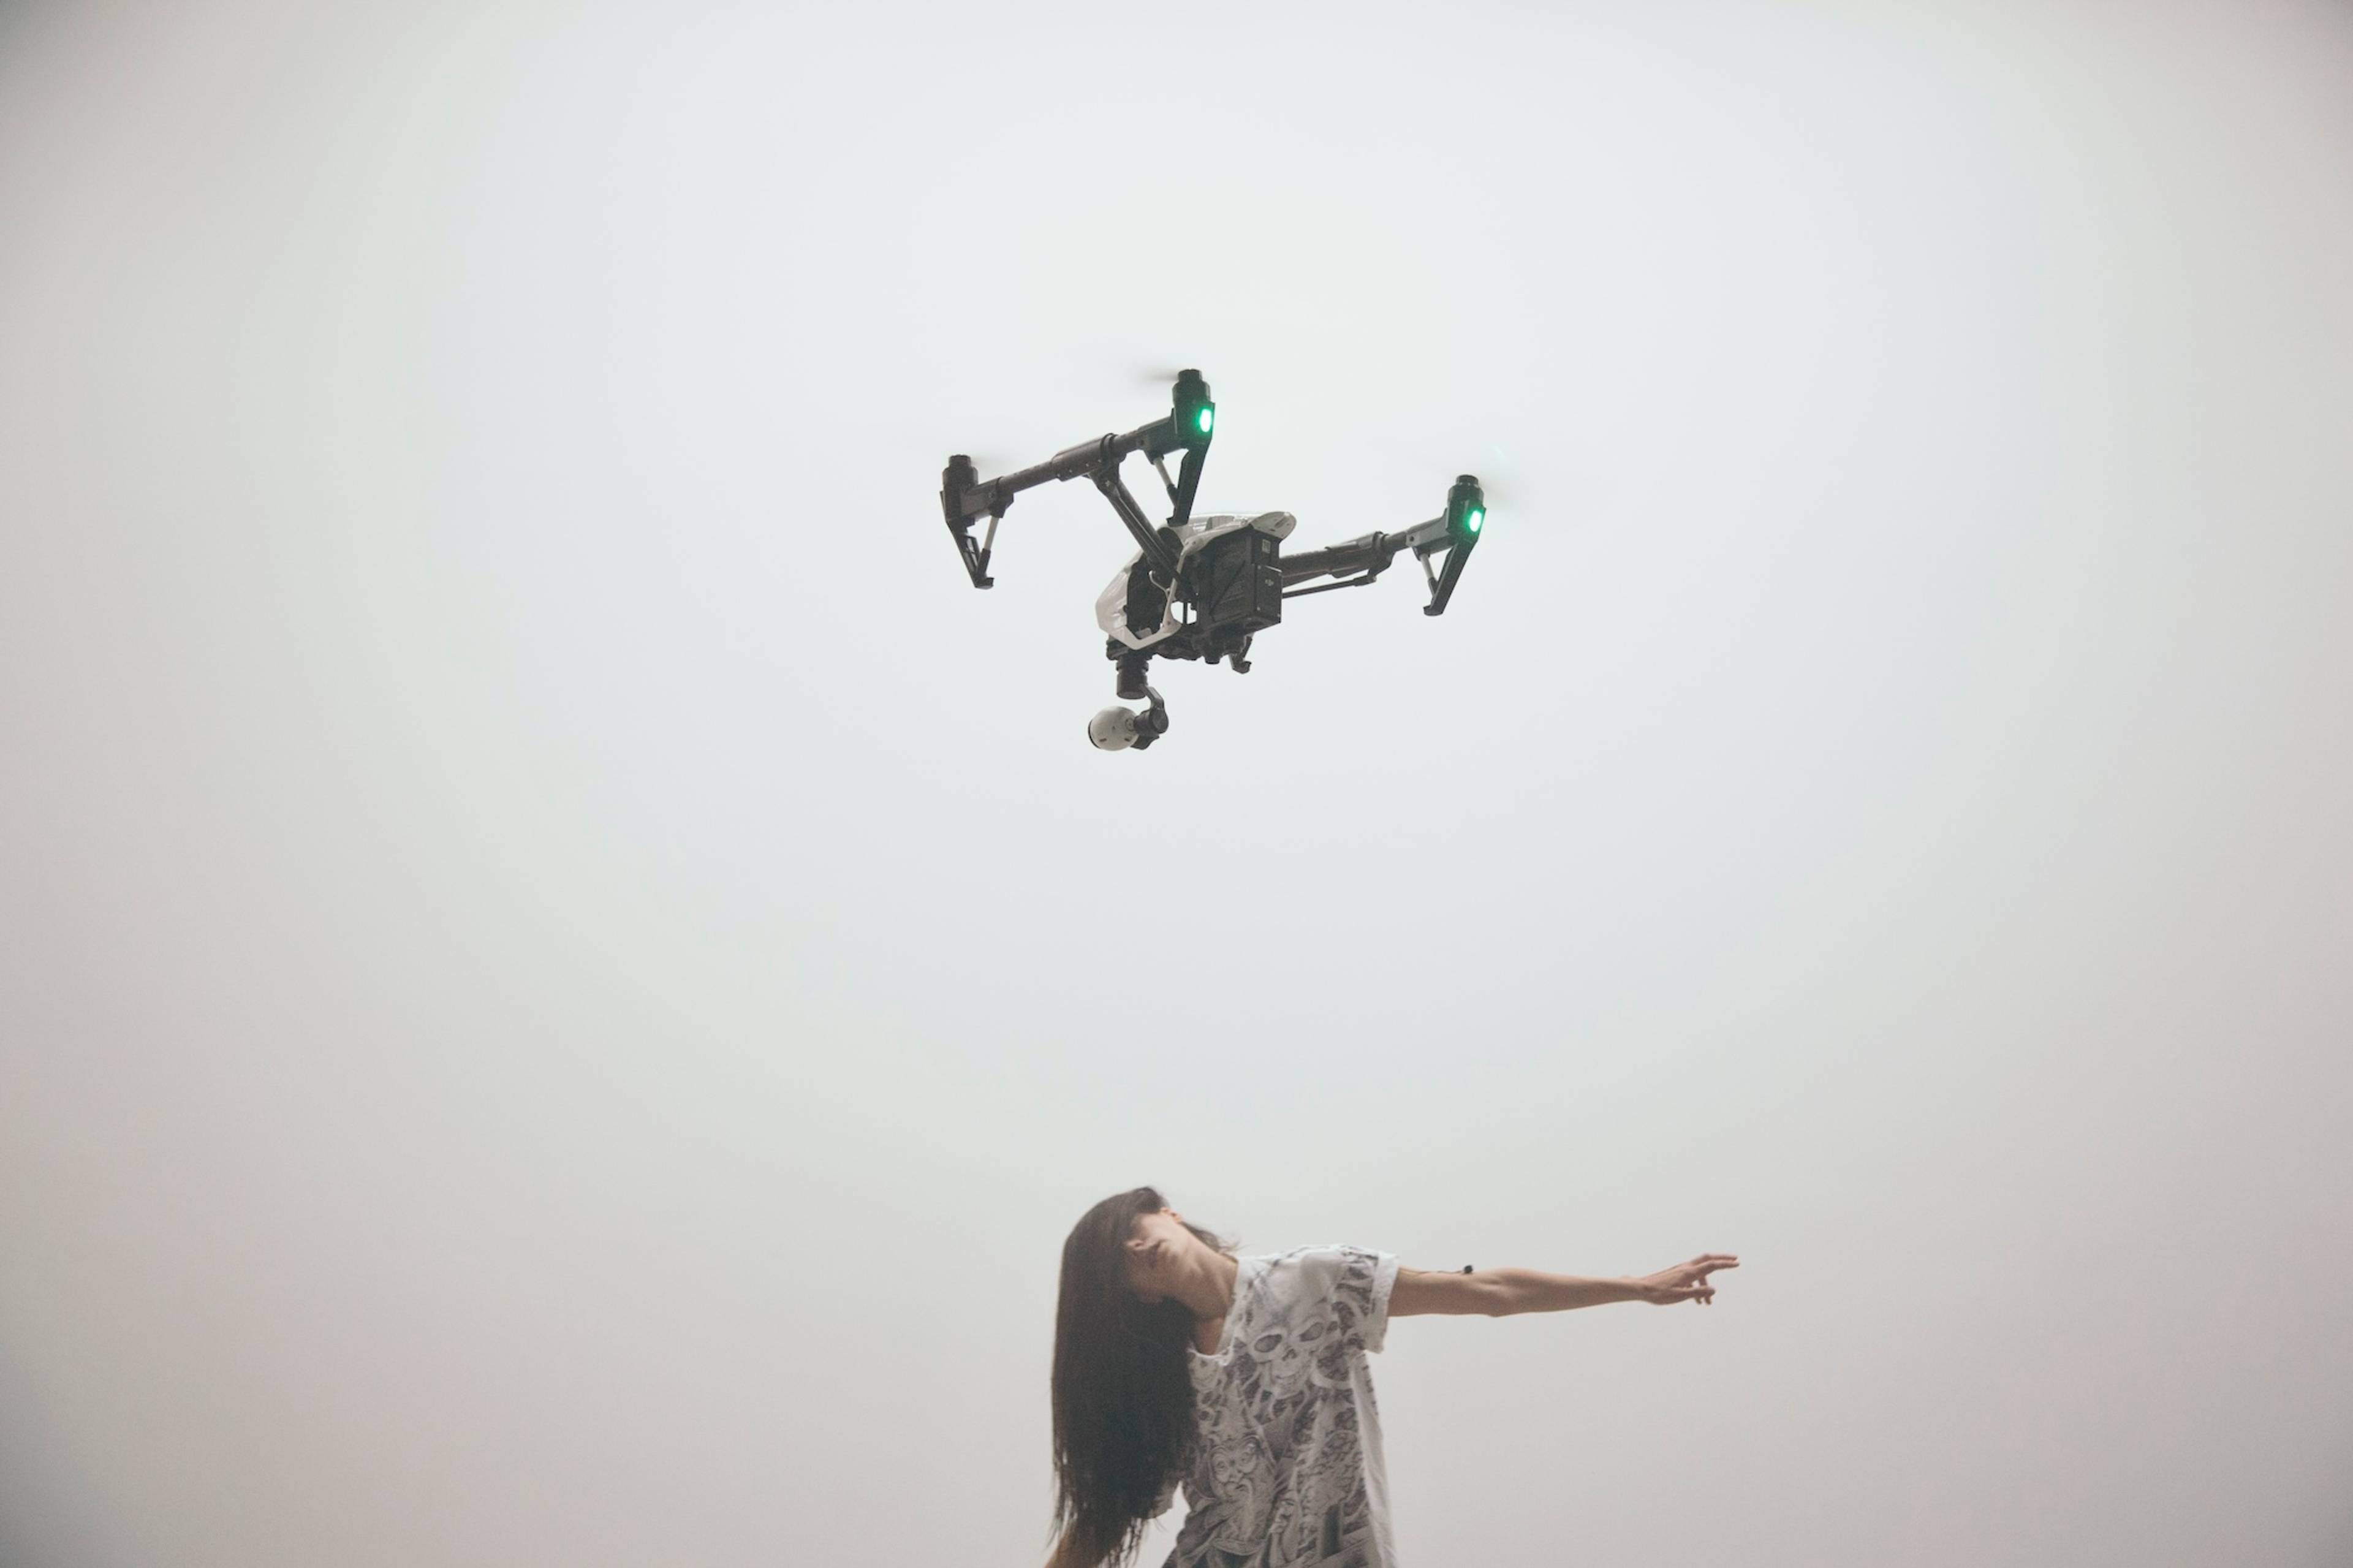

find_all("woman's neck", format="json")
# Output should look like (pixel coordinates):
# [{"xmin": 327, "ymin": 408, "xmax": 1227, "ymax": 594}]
[{"xmin": 1177, "ymin": 1249, "xmax": 1239, "ymax": 1322}]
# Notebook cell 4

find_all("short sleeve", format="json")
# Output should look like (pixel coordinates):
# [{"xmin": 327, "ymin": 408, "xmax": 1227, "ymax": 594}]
[
  {"xmin": 1289, "ymin": 1244, "xmax": 1401, "ymax": 1356},
  {"xmin": 1351, "ymin": 1247, "xmax": 1401, "ymax": 1354}
]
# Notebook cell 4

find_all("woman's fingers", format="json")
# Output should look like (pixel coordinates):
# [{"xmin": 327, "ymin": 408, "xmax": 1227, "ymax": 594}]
[{"xmin": 1650, "ymin": 1256, "xmax": 1740, "ymax": 1303}]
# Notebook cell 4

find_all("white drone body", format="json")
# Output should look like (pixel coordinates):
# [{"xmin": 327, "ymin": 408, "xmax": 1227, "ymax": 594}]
[{"xmin": 1095, "ymin": 511, "xmax": 1298, "ymax": 651}]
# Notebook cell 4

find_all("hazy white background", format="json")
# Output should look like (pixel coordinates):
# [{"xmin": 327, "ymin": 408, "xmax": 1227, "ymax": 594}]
[{"xmin": 3, "ymin": 1, "xmax": 2348, "ymax": 1564}]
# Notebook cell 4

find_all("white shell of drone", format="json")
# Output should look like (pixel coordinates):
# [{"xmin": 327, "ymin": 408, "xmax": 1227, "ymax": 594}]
[{"xmin": 1094, "ymin": 512, "xmax": 1297, "ymax": 652}]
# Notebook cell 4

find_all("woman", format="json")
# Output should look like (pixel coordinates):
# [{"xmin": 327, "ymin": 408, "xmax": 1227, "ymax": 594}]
[{"xmin": 1045, "ymin": 1186, "xmax": 1737, "ymax": 1568}]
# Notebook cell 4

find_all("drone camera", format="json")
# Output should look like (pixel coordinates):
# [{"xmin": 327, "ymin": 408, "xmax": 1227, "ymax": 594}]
[
  {"xmin": 1088, "ymin": 706, "xmax": 1139, "ymax": 751},
  {"xmin": 1088, "ymin": 698, "xmax": 1169, "ymax": 752}
]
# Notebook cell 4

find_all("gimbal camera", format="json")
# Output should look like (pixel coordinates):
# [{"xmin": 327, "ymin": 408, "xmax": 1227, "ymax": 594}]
[{"xmin": 939, "ymin": 369, "xmax": 1487, "ymax": 749}]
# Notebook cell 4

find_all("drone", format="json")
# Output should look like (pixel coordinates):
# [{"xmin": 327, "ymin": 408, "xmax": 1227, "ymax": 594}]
[{"xmin": 939, "ymin": 369, "xmax": 1486, "ymax": 750}]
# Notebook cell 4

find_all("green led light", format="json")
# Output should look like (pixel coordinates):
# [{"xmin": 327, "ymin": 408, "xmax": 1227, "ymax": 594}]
[
  {"xmin": 1196, "ymin": 406, "xmax": 1214, "ymax": 434},
  {"xmin": 1465, "ymin": 507, "xmax": 1485, "ymax": 534}
]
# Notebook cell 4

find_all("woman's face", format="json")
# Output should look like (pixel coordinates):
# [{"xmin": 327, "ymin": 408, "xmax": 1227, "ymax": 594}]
[{"xmin": 1121, "ymin": 1208, "xmax": 1201, "ymax": 1306}]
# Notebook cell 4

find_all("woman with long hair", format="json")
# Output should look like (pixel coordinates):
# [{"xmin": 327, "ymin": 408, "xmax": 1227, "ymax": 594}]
[{"xmin": 1045, "ymin": 1186, "xmax": 1737, "ymax": 1568}]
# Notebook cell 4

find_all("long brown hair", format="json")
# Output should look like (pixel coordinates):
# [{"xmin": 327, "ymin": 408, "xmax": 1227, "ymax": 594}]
[{"xmin": 1048, "ymin": 1186, "xmax": 1239, "ymax": 1567}]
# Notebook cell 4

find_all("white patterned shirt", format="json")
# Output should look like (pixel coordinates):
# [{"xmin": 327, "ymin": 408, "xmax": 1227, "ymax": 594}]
[{"xmin": 1158, "ymin": 1245, "xmax": 1402, "ymax": 1568}]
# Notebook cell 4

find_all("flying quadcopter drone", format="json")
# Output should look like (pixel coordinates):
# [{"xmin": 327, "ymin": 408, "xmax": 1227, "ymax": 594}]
[{"xmin": 938, "ymin": 369, "xmax": 1487, "ymax": 750}]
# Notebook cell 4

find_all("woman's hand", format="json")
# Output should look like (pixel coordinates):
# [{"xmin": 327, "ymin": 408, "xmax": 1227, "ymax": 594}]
[{"xmin": 1633, "ymin": 1254, "xmax": 1739, "ymax": 1306}]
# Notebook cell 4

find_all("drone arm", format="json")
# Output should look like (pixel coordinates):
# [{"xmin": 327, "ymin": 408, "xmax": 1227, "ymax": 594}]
[
  {"xmin": 1091, "ymin": 464, "xmax": 1179, "ymax": 575},
  {"xmin": 995, "ymin": 417, "xmax": 1161, "ymax": 495},
  {"xmin": 1279, "ymin": 517, "xmax": 1447, "ymax": 588},
  {"xmin": 947, "ymin": 417, "xmax": 1161, "ymax": 517},
  {"xmin": 1169, "ymin": 441, "xmax": 1207, "ymax": 529},
  {"xmin": 1280, "ymin": 531, "xmax": 1401, "ymax": 586},
  {"xmin": 1280, "ymin": 498, "xmax": 1480, "ymax": 615},
  {"xmin": 940, "ymin": 414, "xmax": 1191, "ymax": 588},
  {"xmin": 940, "ymin": 370, "xmax": 1216, "ymax": 589}
]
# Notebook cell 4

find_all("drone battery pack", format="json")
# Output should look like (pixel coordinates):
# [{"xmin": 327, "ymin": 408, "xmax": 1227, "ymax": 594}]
[{"xmin": 1195, "ymin": 526, "xmax": 1284, "ymax": 637}]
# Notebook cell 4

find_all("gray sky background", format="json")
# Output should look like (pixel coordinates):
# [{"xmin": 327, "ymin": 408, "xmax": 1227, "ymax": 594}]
[{"xmin": 3, "ymin": 2, "xmax": 2349, "ymax": 1564}]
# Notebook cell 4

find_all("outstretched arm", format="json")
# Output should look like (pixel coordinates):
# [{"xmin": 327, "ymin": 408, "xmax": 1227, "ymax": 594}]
[
  {"xmin": 1392, "ymin": 1256, "xmax": 1738, "ymax": 1317},
  {"xmin": 1494, "ymin": 1254, "xmax": 1739, "ymax": 1312}
]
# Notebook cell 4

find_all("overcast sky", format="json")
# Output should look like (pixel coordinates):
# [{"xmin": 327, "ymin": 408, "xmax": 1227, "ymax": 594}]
[{"xmin": 3, "ymin": 2, "xmax": 2349, "ymax": 1564}]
